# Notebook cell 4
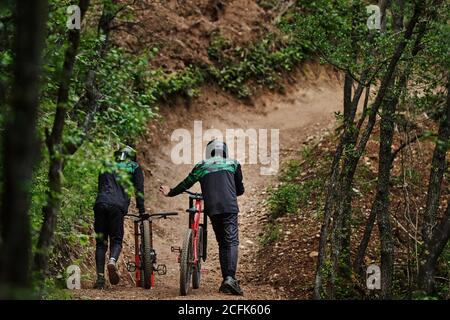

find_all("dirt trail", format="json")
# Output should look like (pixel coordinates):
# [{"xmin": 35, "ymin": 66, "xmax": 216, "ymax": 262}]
[{"xmin": 73, "ymin": 65, "xmax": 342, "ymax": 300}]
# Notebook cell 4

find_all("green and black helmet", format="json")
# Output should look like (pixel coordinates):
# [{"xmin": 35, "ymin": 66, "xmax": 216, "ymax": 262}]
[
  {"xmin": 114, "ymin": 145, "xmax": 137, "ymax": 162},
  {"xmin": 206, "ymin": 140, "xmax": 228, "ymax": 159}
]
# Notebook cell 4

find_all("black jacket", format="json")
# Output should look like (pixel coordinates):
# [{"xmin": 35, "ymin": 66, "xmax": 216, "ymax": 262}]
[
  {"xmin": 94, "ymin": 160, "xmax": 145, "ymax": 214},
  {"xmin": 168, "ymin": 156, "xmax": 244, "ymax": 215}
]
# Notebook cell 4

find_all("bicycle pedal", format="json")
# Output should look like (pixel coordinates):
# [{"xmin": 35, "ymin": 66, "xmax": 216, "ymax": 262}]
[
  {"xmin": 171, "ymin": 246, "xmax": 181, "ymax": 253},
  {"xmin": 126, "ymin": 261, "xmax": 137, "ymax": 272},
  {"xmin": 156, "ymin": 264, "xmax": 167, "ymax": 276}
]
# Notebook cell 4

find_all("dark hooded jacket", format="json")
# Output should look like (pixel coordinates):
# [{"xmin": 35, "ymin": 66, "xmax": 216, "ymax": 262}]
[
  {"xmin": 95, "ymin": 160, "xmax": 145, "ymax": 214},
  {"xmin": 168, "ymin": 156, "xmax": 244, "ymax": 215}
]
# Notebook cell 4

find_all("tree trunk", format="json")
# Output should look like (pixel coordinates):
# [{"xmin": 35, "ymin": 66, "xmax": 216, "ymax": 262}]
[
  {"xmin": 315, "ymin": 70, "xmax": 365, "ymax": 299},
  {"xmin": 418, "ymin": 75, "xmax": 450, "ymax": 294},
  {"xmin": 33, "ymin": 0, "xmax": 117, "ymax": 278},
  {"xmin": 329, "ymin": 72, "xmax": 355, "ymax": 297},
  {"xmin": 314, "ymin": 0, "xmax": 424, "ymax": 298},
  {"xmin": 392, "ymin": 0, "xmax": 405, "ymax": 32},
  {"xmin": 354, "ymin": 194, "xmax": 379, "ymax": 277},
  {"xmin": 376, "ymin": 90, "xmax": 398, "ymax": 299},
  {"xmin": 33, "ymin": 0, "xmax": 90, "ymax": 277},
  {"xmin": 419, "ymin": 204, "xmax": 450, "ymax": 294},
  {"xmin": 422, "ymin": 75, "xmax": 450, "ymax": 244},
  {"xmin": 0, "ymin": 0, "xmax": 48, "ymax": 298},
  {"xmin": 352, "ymin": 18, "xmax": 430, "ymax": 290},
  {"xmin": 378, "ymin": 0, "xmax": 389, "ymax": 33}
]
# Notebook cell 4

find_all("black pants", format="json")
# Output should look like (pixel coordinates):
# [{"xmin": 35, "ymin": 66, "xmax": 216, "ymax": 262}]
[
  {"xmin": 210, "ymin": 213, "xmax": 239, "ymax": 280},
  {"xmin": 94, "ymin": 203, "xmax": 124, "ymax": 274}
]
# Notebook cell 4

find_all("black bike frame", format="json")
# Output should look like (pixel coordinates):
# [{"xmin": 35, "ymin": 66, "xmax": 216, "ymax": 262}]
[{"xmin": 128, "ymin": 212, "xmax": 177, "ymax": 287}]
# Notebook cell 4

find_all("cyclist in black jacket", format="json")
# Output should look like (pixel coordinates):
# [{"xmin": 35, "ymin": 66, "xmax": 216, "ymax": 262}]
[
  {"xmin": 160, "ymin": 140, "xmax": 245, "ymax": 295},
  {"xmin": 93, "ymin": 145, "xmax": 145, "ymax": 289}
]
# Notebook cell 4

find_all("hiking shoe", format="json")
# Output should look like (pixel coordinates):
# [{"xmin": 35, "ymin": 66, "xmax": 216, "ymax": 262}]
[
  {"xmin": 107, "ymin": 258, "xmax": 120, "ymax": 285},
  {"xmin": 93, "ymin": 274, "xmax": 105, "ymax": 289},
  {"xmin": 219, "ymin": 280, "xmax": 231, "ymax": 294},
  {"xmin": 223, "ymin": 276, "xmax": 244, "ymax": 296}
]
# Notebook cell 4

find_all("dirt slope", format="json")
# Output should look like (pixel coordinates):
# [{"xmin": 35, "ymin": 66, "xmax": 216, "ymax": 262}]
[
  {"xmin": 72, "ymin": 64, "xmax": 342, "ymax": 300},
  {"xmin": 115, "ymin": 0, "xmax": 272, "ymax": 70}
]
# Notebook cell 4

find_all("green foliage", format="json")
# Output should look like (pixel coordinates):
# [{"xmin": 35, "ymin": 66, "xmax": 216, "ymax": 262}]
[
  {"xmin": 267, "ymin": 182, "xmax": 301, "ymax": 219},
  {"xmin": 260, "ymin": 222, "xmax": 282, "ymax": 246},
  {"xmin": 208, "ymin": 33, "xmax": 305, "ymax": 98},
  {"xmin": 40, "ymin": 277, "xmax": 73, "ymax": 300},
  {"xmin": 94, "ymin": 48, "xmax": 158, "ymax": 141},
  {"xmin": 5, "ymin": 0, "xmax": 448, "ymax": 300},
  {"xmin": 149, "ymin": 67, "xmax": 204, "ymax": 101},
  {"xmin": 208, "ymin": 33, "xmax": 232, "ymax": 63},
  {"xmin": 267, "ymin": 155, "xmax": 326, "ymax": 220},
  {"xmin": 279, "ymin": 159, "xmax": 302, "ymax": 182},
  {"xmin": 23, "ymin": 0, "xmax": 210, "ymax": 294},
  {"xmin": 278, "ymin": 0, "xmax": 412, "ymax": 83}
]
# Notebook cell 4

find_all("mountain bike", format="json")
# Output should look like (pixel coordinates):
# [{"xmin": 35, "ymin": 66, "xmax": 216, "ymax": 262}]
[
  {"xmin": 126, "ymin": 211, "xmax": 178, "ymax": 289},
  {"xmin": 171, "ymin": 190, "xmax": 207, "ymax": 295}
]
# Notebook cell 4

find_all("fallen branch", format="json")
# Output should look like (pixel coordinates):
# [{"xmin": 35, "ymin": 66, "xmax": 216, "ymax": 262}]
[
  {"xmin": 392, "ymin": 215, "xmax": 423, "ymax": 245},
  {"xmin": 391, "ymin": 132, "xmax": 425, "ymax": 160}
]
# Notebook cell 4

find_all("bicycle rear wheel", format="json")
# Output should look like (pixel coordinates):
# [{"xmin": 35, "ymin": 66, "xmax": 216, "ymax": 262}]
[
  {"xmin": 142, "ymin": 220, "xmax": 153, "ymax": 289},
  {"xmin": 180, "ymin": 229, "xmax": 193, "ymax": 295},
  {"xmin": 192, "ymin": 226, "xmax": 203, "ymax": 289}
]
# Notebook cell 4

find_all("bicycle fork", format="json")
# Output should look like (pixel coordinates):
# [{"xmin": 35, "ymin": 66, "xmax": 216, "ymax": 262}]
[{"xmin": 134, "ymin": 220, "xmax": 142, "ymax": 287}]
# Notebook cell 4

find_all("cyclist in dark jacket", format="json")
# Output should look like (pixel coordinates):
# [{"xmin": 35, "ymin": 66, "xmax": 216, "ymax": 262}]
[
  {"xmin": 94, "ymin": 145, "xmax": 145, "ymax": 289},
  {"xmin": 160, "ymin": 140, "xmax": 245, "ymax": 295}
]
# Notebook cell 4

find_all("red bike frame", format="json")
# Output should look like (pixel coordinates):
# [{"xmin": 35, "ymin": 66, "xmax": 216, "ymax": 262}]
[
  {"xmin": 191, "ymin": 197, "xmax": 202, "ymax": 265},
  {"xmin": 185, "ymin": 191, "xmax": 207, "ymax": 265}
]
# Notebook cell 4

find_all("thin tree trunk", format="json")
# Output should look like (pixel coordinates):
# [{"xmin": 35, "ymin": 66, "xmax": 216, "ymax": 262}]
[
  {"xmin": 422, "ymin": 75, "xmax": 450, "ymax": 244},
  {"xmin": 378, "ymin": 0, "xmax": 389, "ymax": 33},
  {"xmin": 315, "ymin": 70, "xmax": 366, "ymax": 299},
  {"xmin": 33, "ymin": 0, "xmax": 90, "ymax": 277},
  {"xmin": 376, "ymin": 18, "xmax": 432, "ymax": 297},
  {"xmin": 419, "ymin": 204, "xmax": 450, "ymax": 294},
  {"xmin": 33, "ymin": 0, "xmax": 117, "ymax": 278},
  {"xmin": 329, "ymin": 72, "xmax": 355, "ymax": 297},
  {"xmin": 315, "ymin": 0, "xmax": 371, "ymax": 296},
  {"xmin": 314, "ymin": 0, "xmax": 424, "ymax": 298},
  {"xmin": 354, "ymin": 194, "xmax": 379, "ymax": 277},
  {"xmin": 376, "ymin": 90, "xmax": 398, "ymax": 299},
  {"xmin": 0, "ymin": 0, "xmax": 48, "ymax": 298},
  {"xmin": 392, "ymin": 0, "xmax": 405, "ymax": 32},
  {"xmin": 352, "ymin": 14, "xmax": 431, "ymax": 288},
  {"xmin": 313, "ymin": 142, "xmax": 343, "ymax": 299},
  {"xmin": 418, "ymin": 75, "xmax": 450, "ymax": 294}
]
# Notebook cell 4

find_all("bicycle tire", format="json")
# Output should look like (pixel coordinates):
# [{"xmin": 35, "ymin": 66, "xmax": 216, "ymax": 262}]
[
  {"xmin": 139, "ymin": 268, "xmax": 145, "ymax": 288},
  {"xmin": 192, "ymin": 226, "xmax": 203, "ymax": 289},
  {"xmin": 180, "ymin": 229, "xmax": 193, "ymax": 295},
  {"xmin": 142, "ymin": 220, "xmax": 153, "ymax": 289}
]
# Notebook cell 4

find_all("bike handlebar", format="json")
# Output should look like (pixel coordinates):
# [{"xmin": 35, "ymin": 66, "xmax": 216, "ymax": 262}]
[
  {"xmin": 184, "ymin": 190, "xmax": 203, "ymax": 198},
  {"xmin": 126, "ymin": 212, "xmax": 178, "ymax": 221}
]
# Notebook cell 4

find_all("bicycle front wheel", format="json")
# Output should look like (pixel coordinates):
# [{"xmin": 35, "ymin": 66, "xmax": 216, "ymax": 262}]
[{"xmin": 180, "ymin": 229, "xmax": 193, "ymax": 295}]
